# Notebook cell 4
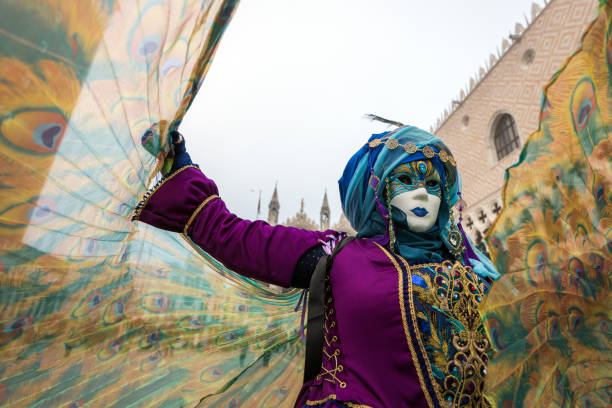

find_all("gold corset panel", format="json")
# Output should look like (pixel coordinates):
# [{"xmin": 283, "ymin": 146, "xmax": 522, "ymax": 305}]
[{"xmin": 377, "ymin": 243, "xmax": 492, "ymax": 408}]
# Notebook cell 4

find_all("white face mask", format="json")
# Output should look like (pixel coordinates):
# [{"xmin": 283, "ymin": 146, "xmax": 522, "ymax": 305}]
[
  {"xmin": 387, "ymin": 160, "xmax": 442, "ymax": 233},
  {"xmin": 390, "ymin": 189, "xmax": 441, "ymax": 232}
]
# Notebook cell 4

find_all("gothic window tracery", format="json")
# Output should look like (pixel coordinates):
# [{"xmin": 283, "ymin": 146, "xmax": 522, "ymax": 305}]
[{"xmin": 493, "ymin": 113, "xmax": 521, "ymax": 160}]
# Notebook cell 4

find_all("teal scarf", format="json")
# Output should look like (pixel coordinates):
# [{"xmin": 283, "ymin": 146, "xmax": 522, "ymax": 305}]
[{"xmin": 358, "ymin": 202, "xmax": 450, "ymax": 264}]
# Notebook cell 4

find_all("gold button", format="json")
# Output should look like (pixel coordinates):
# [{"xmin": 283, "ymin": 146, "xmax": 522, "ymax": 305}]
[{"xmin": 385, "ymin": 139, "xmax": 399, "ymax": 149}]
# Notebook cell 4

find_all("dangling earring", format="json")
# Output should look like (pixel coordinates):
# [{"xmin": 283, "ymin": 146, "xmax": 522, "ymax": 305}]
[
  {"xmin": 444, "ymin": 187, "xmax": 466, "ymax": 259},
  {"xmin": 385, "ymin": 178, "xmax": 396, "ymax": 253},
  {"xmin": 456, "ymin": 191, "xmax": 467, "ymax": 224},
  {"xmin": 447, "ymin": 206, "xmax": 466, "ymax": 259}
]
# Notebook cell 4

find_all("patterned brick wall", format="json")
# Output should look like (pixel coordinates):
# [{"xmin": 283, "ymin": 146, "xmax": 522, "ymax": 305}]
[{"xmin": 434, "ymin": 0, "xmax": 597, "ymax": 244}]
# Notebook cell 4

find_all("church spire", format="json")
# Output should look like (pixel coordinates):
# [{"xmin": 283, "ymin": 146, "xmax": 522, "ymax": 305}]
[
  {"xmin": 320, "ymin": 190, "xmax": 330, "ymax": 230},
  {"xmin": 268, "ymin": 183, "xmax": 279, "ymax": 225}
]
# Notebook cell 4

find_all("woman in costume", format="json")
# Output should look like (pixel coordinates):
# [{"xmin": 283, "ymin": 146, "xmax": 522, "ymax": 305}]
[
  {"xmin": 133, "ymin": 124, "xmax": 499, "ymax": 407},
  {"xmin": 1, "ymin": 1, "xmax": 610, "ymax": 406}
]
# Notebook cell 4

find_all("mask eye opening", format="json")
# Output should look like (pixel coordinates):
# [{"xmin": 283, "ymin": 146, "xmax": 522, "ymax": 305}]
[{"xmin": 397, "ymin": 175, "xmax": 412, "ymax": 185}]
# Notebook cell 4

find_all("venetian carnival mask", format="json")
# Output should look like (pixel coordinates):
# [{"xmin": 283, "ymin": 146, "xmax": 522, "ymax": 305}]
[{"xmin": 387, "ymin": 160, "xmax": 441, "ymax": 233}]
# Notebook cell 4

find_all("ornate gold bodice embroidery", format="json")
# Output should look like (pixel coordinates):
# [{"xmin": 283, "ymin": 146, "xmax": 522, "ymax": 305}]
[{"xmin": 407, "ymin": 260, "xmax": 491, "ymax": 407}]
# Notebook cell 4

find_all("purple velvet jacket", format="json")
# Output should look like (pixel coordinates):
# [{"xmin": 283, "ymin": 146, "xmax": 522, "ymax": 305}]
[{"xmin": 134, "ymin": 166, "xmax": 440, "ymax": 407}]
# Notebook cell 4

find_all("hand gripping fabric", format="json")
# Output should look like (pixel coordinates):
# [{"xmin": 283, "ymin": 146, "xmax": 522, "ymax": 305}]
[{"xmin": 0, "ymin": 2, "xmax": 310, "ymax": 407}]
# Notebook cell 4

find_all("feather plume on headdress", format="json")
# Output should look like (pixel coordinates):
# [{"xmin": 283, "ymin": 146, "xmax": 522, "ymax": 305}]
[{"xmin": 364, "ymin": 114, "xmax": 404, "ymax": 128}]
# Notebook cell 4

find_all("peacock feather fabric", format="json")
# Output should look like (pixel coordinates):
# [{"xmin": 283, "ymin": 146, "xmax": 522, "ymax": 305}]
[
  {"xmin": 0, "ymin": 1, "xmax": 307, "ymax": 407},
  {"xmin": 483, "ymin": 1, "xmax": 612, "ymax": 406}
]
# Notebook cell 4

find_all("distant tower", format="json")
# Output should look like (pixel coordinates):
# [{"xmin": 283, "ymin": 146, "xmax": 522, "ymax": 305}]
[
  {"xmin": 268, "ymin": 184, "xmax": 279, "ymax": 225},
  {"xmin": 320, "ymin": 190, "xmax": 330, "ymax": 230}
]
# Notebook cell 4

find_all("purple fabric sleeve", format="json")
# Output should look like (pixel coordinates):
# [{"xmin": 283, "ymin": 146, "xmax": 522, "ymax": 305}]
[
  {"xmin": 186, "ymin": 199, "xmax": 335, "ymax": 287},
  {"xmin": 137, "ymin": 166, "xmax": 217, "ymax": 232},
  {"xmin": 135, "ymin": 166, "xmax": 337, "ymax": 287}
]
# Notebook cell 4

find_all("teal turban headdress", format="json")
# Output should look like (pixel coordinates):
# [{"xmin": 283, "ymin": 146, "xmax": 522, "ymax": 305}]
[{"xmin": 338, "ymin": 125, "xmax": 499, "ymax": 280}]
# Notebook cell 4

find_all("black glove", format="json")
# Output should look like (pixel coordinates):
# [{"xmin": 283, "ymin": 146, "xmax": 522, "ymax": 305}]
[{"xmin": 167, "ymin": 130, "xmax": 193, "ymax": 175}]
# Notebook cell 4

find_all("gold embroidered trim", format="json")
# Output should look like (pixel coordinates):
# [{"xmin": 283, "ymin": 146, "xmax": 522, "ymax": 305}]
[
  {"xmin": 305, "ymin": 394, "xmax": 337, "ymax": 405},
  {"xmin": 183, "ymin": 194, "xmax": 220, "ymax": 234},
  {"xmin": 345, "ymin": 403, "xmax": 374, "ymax": 408},
  {"xmin": 316, "ymin": 275, "xmax": 346, "ymax": 388},
  {"xmin": 398, "ymin": 256, "xmax": 445, "ymax": 405},
  {"xmin": 305, "ymin": 395, "xmax": 372, "ymax": 408},
  {"xmin": 410, "ymin": 262, "xmax": 445, "ymax": 268},
  {"xmin": 373, "ymin": 242, "xmax": 437, "ymax": 408},
  {"xmin": 131, "ymin": 165, "xmax": 200, "ymax": 221},
  {"xmin": 410, "ymin": 260, "xmax": 490, "ymax": 406}
]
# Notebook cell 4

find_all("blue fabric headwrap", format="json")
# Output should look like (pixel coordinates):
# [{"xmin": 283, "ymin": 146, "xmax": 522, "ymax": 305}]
[{"xmin": 338, "ymin": 126, "xmax": 499, "ymax": 280}]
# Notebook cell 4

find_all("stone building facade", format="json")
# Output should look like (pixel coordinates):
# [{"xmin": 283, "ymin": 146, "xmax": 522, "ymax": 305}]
[
  {"xmin": 432, "ymin": 0, "xmax": 597, "ymax": 249},
  {"xmin": 265, "ymin": 0, "xmax": 596, "ymax": 245},
  {"xmin": 266, "ymin": 186, "xmax": 356, "ymax": 234}
]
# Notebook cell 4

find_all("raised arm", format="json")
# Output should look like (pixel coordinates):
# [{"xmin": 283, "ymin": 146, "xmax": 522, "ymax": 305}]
[{"xmin": 133, "ymin": 133, "xmax": 340, "ymax": 287}]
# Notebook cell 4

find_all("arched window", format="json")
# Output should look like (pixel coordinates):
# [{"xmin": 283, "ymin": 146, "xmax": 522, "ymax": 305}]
[{"xmin": 493, "ymin": 114, "xmax": 520, "ymax": 160}]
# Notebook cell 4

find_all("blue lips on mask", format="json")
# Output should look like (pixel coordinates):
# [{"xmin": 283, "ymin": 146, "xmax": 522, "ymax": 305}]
[{"xmin": 411, "ymin": 207, "xmax": 428, "ymax": 217}]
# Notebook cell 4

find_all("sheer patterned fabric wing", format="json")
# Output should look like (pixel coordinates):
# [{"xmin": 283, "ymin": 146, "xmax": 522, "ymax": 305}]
[
  {"xmin": 483, "ymin": 2, "xmax": 612, "ymax": 406},
  {"xmin": 0, "ymin": 1, "xmax": 305, "ymax": 406}
]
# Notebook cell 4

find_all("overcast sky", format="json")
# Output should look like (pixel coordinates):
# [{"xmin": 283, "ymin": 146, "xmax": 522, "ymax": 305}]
[{"xmin": 180, "ymin": 0, "xmax": 549, "ymax": 225}]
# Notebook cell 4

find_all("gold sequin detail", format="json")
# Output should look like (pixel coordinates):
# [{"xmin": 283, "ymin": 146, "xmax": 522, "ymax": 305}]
[
  {"xmin": 422, "ymin": 146, "xmax": 435, "ymax": 158},
  {"xmin": 367, "ymin": 137, "xmax": 456, "ymax": 166},
  {"xmin": 385, "ymin": 138, "xmax": 399, "ymax": 149},
  {"xmin": 404, "ymin": 142, "xmax": 418, "ymax": 154}
]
